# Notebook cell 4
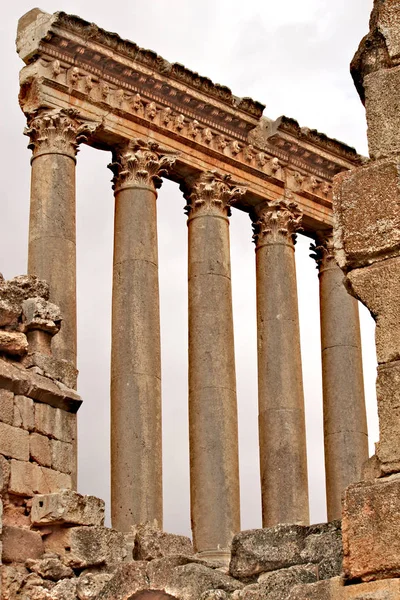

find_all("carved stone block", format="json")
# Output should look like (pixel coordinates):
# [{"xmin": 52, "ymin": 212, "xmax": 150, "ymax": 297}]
[
  {"xmin": 333, "ymin": 158, "xmax": 400, "ymax": 270},
  {"xmin": 31, "ymin": 490, "xmax": 105, "ymax": 527},
  {"xmin": 365, "ymin": 66, "xmax": 400, "ymax": 159},
  {"xmin": 342, "ymin": 478, "xmax": 400, "ymax": 582}
]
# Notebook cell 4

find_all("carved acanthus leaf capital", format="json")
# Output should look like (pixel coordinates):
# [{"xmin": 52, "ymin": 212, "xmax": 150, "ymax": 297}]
[
  {"xmin": 181, "ymin": 170, "xmax": 246, "ymax": 218},
  {"xmin": 108, "ymin": 138, "xmax": 177, "ymax": 192},
  {"xmin": 310, "ymin": 231, "xmax": 336, "ymax": 271},
  {"xmin": 25, "ymin": 109, "xmax": 97, "ymax": 160},
  {"xmin": 251, "ymin": 199, "xmax": 302, "ymax": 247}
]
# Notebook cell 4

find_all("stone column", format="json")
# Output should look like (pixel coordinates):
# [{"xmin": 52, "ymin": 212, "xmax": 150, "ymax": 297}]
[
  {"xmin": 252, "ymin": 198, "xmax": 309, "ymax": 527},
  {"xmin": 109, "ymin": 139, "xmax": 176, "ymax": 532},
  {"xmin": 25, "ymin": 109, "xmax": 95, "ymax": 490},
  {"xmin": 25, "ymin": 108, "xmax": 95, "ymax": 367},
  {"xmin": 182, "ymin": 171, "xmax": 244, "ymax": 556},
  {"xmin": 311, "ymin": 231, "xmax": 368, "ymax": 521}
]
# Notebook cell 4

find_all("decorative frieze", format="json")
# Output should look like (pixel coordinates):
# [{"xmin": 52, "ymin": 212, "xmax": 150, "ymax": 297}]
[
  {"xmin": 252, "ymin": 199, "xmax": 302, "ymax": 247},
  {"xmin": 25, "ymin": 108, "xmax": 97, "ymax": 160},
  {"xmin": 182, "ymin": 170, "xmax": 246, "ymax": 218},
  {"xmin": 310, "ymin": 231, "xmax": 336, "ymax": 271},
  {"xmin": 108, "ymin": 138, "xmax": 177, "ymax": 192}
]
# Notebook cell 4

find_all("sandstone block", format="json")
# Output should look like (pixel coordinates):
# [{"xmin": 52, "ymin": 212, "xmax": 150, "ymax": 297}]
[
  {"xmin": 333, "ymin": 159, "xmax": 400, "ymax": 270},
  {"xmin": 241, "ymin": 564, "xmax": 317, "ymax": 600},
  {"xmin": 375, "ymin": 361, "xmax": 400, "ymax": 469},
  {"xmin": 364, "ymin": 66, "xmax": 400, "ymax": 159},
  {"xmin": 51, "ymin": 439, "xmax": 73, "ymax": 474},
  {"xmin": 2, "ymin": 525, "xmax": 43, "ymax": 563},
  {"xmin": 0, "ymin": 331, "xmax": 28, "ymax": 356},
  {"xmin": 289, "ymin": 576, "xmax": 400, "ymax": 600},
  {"xmin": 346, "ymin": 258, "xmax": 400, "ymax": 364},
  {"xmin": 9, "ymin": 459, "xmax": 71, "ymax": 496},
  {"xmin": 26, "ymin": 556, "xmax": 73, "ymax": 581},
  {"xmin": 1, "ymin": 275, "xmax": 49, "ymax": 303},
  {"xmin": 13, "ymin": 395, "xmax": 34, "ymax": 430},
  {"xmin": 300, "ymin": 521, "xmax": 342, "ymax": 576},
  {"xmin": 342, "ymin": 478, "xmax": 400, "ymax": 581},
  {"xmin": 134, "ymin": 521, "xmax": 194, "ymax": 560},
  {"xmin": 49, "ymin": 578, "xmax": 78, "ymax": 599},
  {"xmin": 31, "ymin": 490, "xmax": 105, "ymax": 527},
  {"xmin": 0, "ymin": 421, "xmax": 29, "ymax": 461},
  {"xmin": 34, "ymin": 402, "xmax": 75, "ymax": 443},
  {"xmin": 44, "ymin": 526, "xmax": 126, "ymax": 569},
  {"xmin": 229, "ymin": 524, "xmax": 308, "ymax": 578},
  {"xmin": 0, "ymin": 298, "xmax": 20, "ymax": 327},
  {"xmin": 30, "ymin": 432, "xmax": 51, "ymax": 467},
  {"xmin": 0, "ymin": 454, "xmax": 10, "ymax": 493},
  {"xmin": 25, "ymin": 352, "xmax": 78, "ymax": 389},
  {"xmin": 0, "ymin": 389, "xmax": 14, "ymax": 425}
]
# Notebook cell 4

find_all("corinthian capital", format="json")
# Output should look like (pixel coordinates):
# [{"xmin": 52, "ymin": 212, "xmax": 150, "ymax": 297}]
[
  {"xmin": 25, "ymin": 109, "xmax": 97, "ymax": 160},
  {"xmin": 181, "ymin": 170, "xmax": 246, "ymax": 218},
  {"xmin": 310, "ymin": 230, "xmax": 336, "ymax": 271},
  {"xmin": 109, "ymin": 139, "xmax": 177, "ymax": 192},
  {"xmin": 251, "ymin": 199, "xmax": 302, "ymax": 247}
]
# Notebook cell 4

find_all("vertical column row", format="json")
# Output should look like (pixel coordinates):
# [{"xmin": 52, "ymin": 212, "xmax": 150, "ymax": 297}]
[
  {"xmin": 312, "ymin": 231, "xmax": 368, "ymax": 520},
  {"xmin": 252, "ymin": 199, "xmax": 310, "ymax": 527},
  {"xmin": 109, "ymin": 139, "xmax": 176, "ymax": 532},
  {"xmin": 182, "ymin": 171, "xmax": 244, "ymax": 556}
]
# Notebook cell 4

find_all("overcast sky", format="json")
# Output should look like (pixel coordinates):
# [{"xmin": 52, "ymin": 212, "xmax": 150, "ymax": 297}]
[{"xmin": 0, "ymin": 0, "xmax": 376, "ymax": 535}]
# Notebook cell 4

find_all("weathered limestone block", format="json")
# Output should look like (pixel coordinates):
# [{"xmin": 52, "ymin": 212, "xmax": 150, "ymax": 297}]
[
  {"xmin": 30, "ymin": 432, "xmax": 51, "ymax": 466},
  {"xmin": 240, "ymin": 564, "xmax": 317, "ymax": 600},
  {"xmin": 35, "ymin": 402, "xmax": 75, "ymax": 442},
  {"xmin": 0, "ymin": 455, "xmax": 11, "ymax": 493},
  {"xmin": 0, "ymin": 422, "xmax": 29, "ymax": 461},
  {"xmin": 1, "ymin": 564, "xmax": 29, "ymax": 600},
  {"xmin": 0, "ymin": 331, "xmax": 28, "ymax": 356},
  {"xmin": 2, "ymin": 525, "xmax": 44, "ymax": 563},
  {"xmin": 0, "ymin": 299, "xmax": 21, "ymax": 327},
  {"xmin": 9, "ymin": 459, "xmax": 71, "ymax": 496},
  {"xmin": 364, "ymin": 66, "xmax": 400, "ymax": 159},
  {"xmin": 230, "ymin": 524, "xmax": 308, "ymax": 578},
  {"xmin": 342, "ymin": 478, "xmax": 400, "ymax": 582},
  {"xmin": 147, "ymin": 558, "xmax": 243, "ymax": 600},
  {"xmin": 13, "ymin": 395, "xmax": 34, "ymax": 430},
  {"xmin": 289, "ymin": 576, "xmax": 400, "ymax": 600},
  {"xmin": 76, "ymin": 572, "xmax": 113, "ymax": 600},
  {"xmin": 26, "ymin": 555, "xmax": 73, "ymax": 581},
  {"xmin": 0, "ymin": 389, "xmax": 14, "ymax": 425},
  {"xmin": 333, "ymin": 159, "xmax": 400, "ymax": 270},
  {"xmin": 95, "ymin": 561, "xmax": 148, "ymax": 600},
  {"xmin": 134, "ymin": 521, "xmax": 194, "ymax": 560},
  {"xmin": 375, "ymin": 361, "xmax": 400, "ymax": 470},
  {"xmin": 49, "ymin": 578, "xmax": 78, "ymax": 599},
  {"xmin": 22, "ymin": 297, "xmax": 61, "ymax": 334},
  {"xmin": 44, "ymin": 526, "xmax": 126, "ymax": 568},
  {"xmin": 24, "ymin": 353, "xmax": 78, "ymax": 389},
  {"xmin": 50, "ymin": 439, "xmax": 73, "ymax": 474},
  {"xmin": 346, "ymin": 258, "xmax": 400, "ymax": 364},
  {"xmin": 230, "ymin": 522, "xmax": 342, "ymax": 580},
  {"xmin": 31, "ymin": 490, "xmax": 105, "ymax": 527}
]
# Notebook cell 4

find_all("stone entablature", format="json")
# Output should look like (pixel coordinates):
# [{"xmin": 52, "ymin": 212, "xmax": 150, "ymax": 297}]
[{"xmin": 17, "ymin": 9, "xmax": 362, "ymax": 233}]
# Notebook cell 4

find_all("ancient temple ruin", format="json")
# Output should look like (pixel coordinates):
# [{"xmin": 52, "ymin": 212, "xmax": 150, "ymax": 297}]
[{"xmin": 1, "ymin": 1, "xmax": 399, "ymax": 598}]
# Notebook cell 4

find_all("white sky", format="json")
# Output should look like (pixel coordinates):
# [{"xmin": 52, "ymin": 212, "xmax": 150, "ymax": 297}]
[{"xmin": 0, "ymin": 0, "xmax": 376, "ymax": 535}]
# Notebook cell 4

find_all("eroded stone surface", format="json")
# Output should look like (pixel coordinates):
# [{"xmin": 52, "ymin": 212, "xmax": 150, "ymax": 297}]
[
  {"xmin": 342, "ymin": 478, "xmax": 400, "ymax": 582},
  {"xmin": 31, "ymin": 490, "xmax": 105, "ymax": 527},
  {"xmin": 134, "ymin": 521, "xmax": 194, "ymax": 561}
]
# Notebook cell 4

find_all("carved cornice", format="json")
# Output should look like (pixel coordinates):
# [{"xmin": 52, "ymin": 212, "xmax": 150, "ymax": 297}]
[
  {"xmin": 24, "ymin": 108, "xmax": 97, "ymax": 160},
  {"xmin": 310, "ymin": 231, "xmax": 337, "ymax": 272},
  {"xmin": 181, "ymin": 171, "xmax": 246, "ymax": 218},
  {"xmin": 252, "ymin": 198, "xmax": 302, "ymax": 247},
  {"xmin": 108, "ymin": 139, "xmax": 177, "ymax": 192}
]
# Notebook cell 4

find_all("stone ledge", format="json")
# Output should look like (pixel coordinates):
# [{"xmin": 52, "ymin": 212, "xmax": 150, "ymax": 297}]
[{"xmin": 0, "ymin": 359, "xmax": 81, "ymax": 413}]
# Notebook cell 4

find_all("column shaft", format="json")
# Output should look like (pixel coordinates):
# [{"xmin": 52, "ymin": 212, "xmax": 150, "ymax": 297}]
[
  {"xmin": 254, "ymin": 200, "xmax": 309, "ymax": 527},
  {"xmin": 314, "ymin": 234, "xmax": 368, "ymax": 521},
  {"xmin": 184, "ymin": 172, "xmax": 243, "ymax": 553},
  {"xmin": 109, "ymin": 140, "xmax": 175, "ymax": 532},
  {"xmin": 25, "ymin": 109, "xmax": 95, "ymax": 490}
]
